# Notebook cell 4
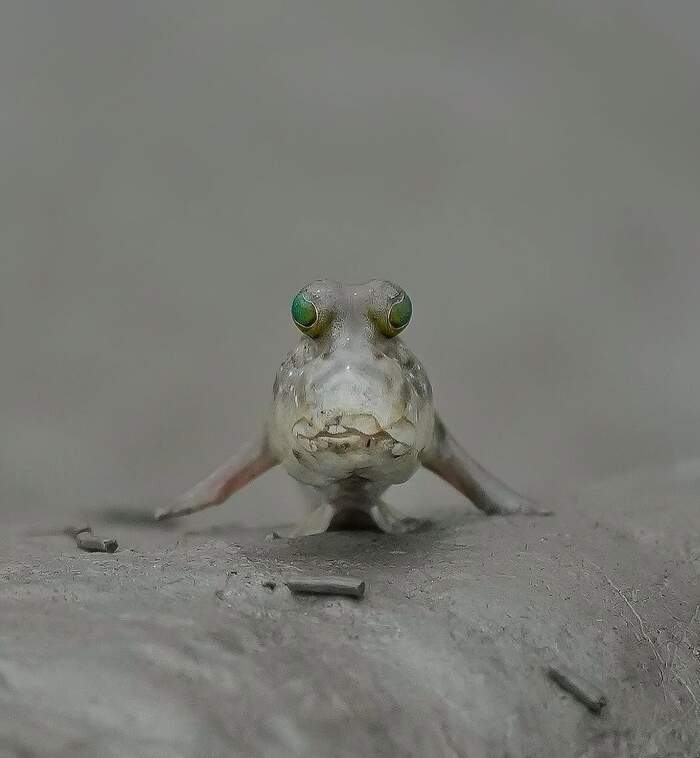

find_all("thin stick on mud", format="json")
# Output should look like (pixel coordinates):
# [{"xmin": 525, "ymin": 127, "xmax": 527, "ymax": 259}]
[
  {"xmin": 25, "ymin": 524, "xmax": 119, "ymax": 553},
  {"xmin": 547, "ymin": 665, "xmax": 607, "ymax": 714},
  {"xmin": 284, "ymin": 576, "xmax": 366, "ymax": 599},
  {"xmin": 75, "ymin": 533, "xmax": 118, "ymax": 553}
]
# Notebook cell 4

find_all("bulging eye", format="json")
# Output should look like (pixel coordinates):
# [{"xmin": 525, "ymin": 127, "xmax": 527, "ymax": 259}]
[
  {"xmin": 388, "ymin": 292, "xmax": 412, "ymax": 332},
  {"xmin": 375, "ymin": 289, "xmax": 412, "ymax": 337},
  {"xmin": 291, "ymin": 291, "xmax": 319, "ymax": 331}
]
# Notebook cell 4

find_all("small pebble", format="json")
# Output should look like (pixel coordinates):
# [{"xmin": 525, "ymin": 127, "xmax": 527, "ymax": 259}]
[
  {"xmin": 262, "ymin": 580, "xmax": 277, "ymax": 591},
  {"xmin": 265, "ymin": 531, "xmax": 282, "ymax": 541}
]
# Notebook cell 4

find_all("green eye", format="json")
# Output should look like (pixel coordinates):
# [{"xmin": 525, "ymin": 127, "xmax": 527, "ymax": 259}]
[
  {"xmin": 388, "ymin": 292, "xmax": 412, "ymax": 332},
  {"xmin": 291, "ymin": 292, "xmax": 318, "ymax": 329},
  {"xmin": 374, "ymin": 290, "xmax": 412, "ymax": 337}
]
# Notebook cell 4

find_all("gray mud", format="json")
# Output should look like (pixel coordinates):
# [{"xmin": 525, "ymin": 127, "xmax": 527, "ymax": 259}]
[{"xmin": 1, "ymin": 465, "xmax": 699, "ymax": 757}]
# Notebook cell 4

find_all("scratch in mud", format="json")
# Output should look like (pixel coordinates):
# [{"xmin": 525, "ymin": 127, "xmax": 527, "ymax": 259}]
[{"xmin": 593, "ymin": 561, "xmax": 699, "ymax": 710}]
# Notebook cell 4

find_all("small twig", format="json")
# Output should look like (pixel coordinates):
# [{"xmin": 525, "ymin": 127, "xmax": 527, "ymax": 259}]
[
  {"xmin": 75, "ymin": 533, "xmax": 118, "ymax": 553},
  {"xmin": 24, "ymin": 524, "xmax": 118, "ymax": 553},
  {"xmin": 284, "ymin": 575, "xmax": 365, "ymax": 599},
  {"xmin": 547, "ymin": 664, "xmax": 607, "ymax": 714}
]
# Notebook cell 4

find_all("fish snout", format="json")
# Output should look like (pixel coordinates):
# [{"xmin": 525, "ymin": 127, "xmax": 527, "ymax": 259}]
[{"xmin": 306, "ymin": 353, "xmax": 415, "ymax": 422}]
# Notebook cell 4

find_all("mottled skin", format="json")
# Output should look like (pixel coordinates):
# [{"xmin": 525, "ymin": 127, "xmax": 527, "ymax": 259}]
[{"xmin": 156, "ymin": 280, "xmax": 548, "ymax": 534}]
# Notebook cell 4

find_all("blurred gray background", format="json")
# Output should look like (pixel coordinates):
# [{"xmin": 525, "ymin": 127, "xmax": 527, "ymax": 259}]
[{"xmin": 2, "ymin": 0, "xmax": 699, "ymax": 527}]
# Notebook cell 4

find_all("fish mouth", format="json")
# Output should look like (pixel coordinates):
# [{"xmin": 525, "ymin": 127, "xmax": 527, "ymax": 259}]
[{"xmin": 292, "ymin": 413, "xmax": 416, "ymax": 457}]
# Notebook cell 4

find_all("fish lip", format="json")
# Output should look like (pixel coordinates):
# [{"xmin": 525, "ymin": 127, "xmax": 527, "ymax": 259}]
[
  {"xmin": 312, "ymin": 429, "xmax": 373, "ymax": 441},
  {"xmin": 292, "ymin": 415, "xmax": 416, "ymax": 451}
]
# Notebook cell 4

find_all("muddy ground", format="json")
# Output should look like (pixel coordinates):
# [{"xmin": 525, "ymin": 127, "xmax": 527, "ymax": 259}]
[{"xmin": 1, "ymin": 464, "xmax": 698, "ymax": 758}]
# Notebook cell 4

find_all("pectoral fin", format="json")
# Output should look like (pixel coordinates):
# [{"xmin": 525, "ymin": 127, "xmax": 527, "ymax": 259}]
[
  {"xmin": 420, "ymin": 414, "xmax": 551, "ymax": 516},
  {"xmin": 155, "ymin": 432, "xmax": 278, "ymax": 521}
]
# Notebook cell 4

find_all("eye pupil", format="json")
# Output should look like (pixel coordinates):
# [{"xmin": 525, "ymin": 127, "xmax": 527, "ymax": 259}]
[
  {"xmin": 291, "ymin": 292, "xmax": 318, "ymax": 329},
  {"xmin": 388, "ymin": 293, "xmax": 412, "ymax": 331}
]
